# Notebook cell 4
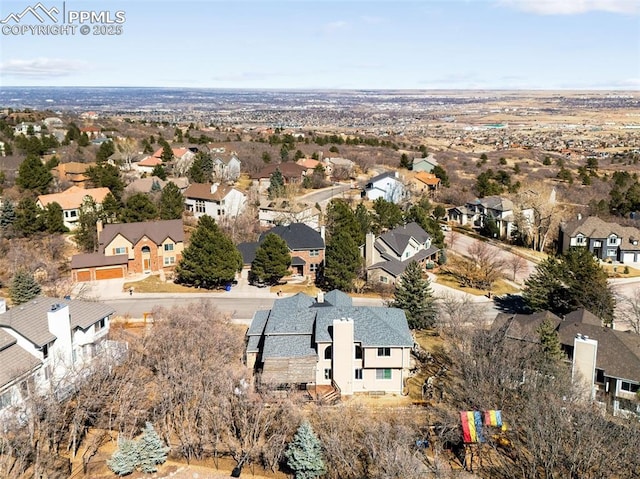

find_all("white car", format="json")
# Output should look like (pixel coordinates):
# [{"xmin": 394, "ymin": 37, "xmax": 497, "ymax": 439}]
[{"xmin": 440, "ymin": 224, "xmax": 451, "ymax": 232}]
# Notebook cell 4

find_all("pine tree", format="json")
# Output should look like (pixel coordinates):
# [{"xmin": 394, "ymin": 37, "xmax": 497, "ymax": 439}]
[
  {"xmin": 74, "ymin": 197, "xmax": 102, "ymax": 252},
  {"xmin": 107, "ymin": 437, "xmax": 140, "ymax": 477},
  {"xmin": 137, "ymin": 422, "xmax": 169, "ymax": 473},
  {"xmin": 152, "ymin": 164, "xmax": 168, "ymax": 181},
  {"xmin": 326, "ymin": 199, "xmax": 363, "ymax": 245},
  {"xmin": 176, "ymin": 215, "xmax": 242, "ymax": 289},
  {"xmin": 251, "ymin": 233, "xmax": 291, "ymax": 285},
  {"xmin": 44, "ymin": 202, "xmax": 67, "ymax": 233},
  {"xmin": 284, "ymin": 421, "xmax": 326, "ymax": 479},
  {"xmin": 158, "ymin": 182, "xmax": 184, "ymax": 220},
  {"xmin": 122, "ymin": 193, "xmax": 158, "ymax": 223},
  {"xmin": 14, "ymin": 197, "xmax": 45, "ymax": 237},
  {"xmin": 101, "ymin": 192, "xmax": 121, "ymax": 223},
  {"xmin": 161, "ymin": 142, "xmax": 174, "ymax": 162},
  {"xmin": 95, "ymin": 140, "xmax": 115, "ymax": 164},
  {"xmin": 0, "ymin": 200, "xmax": 16, "ymax": 228},
  {"xmin": 372, "ymin": 198, "xmax": 403, "ymax": 233},
  {"xmin": 268, "ymin": 168, "xmax": 285, "ymax": 199},
  {"xmin": 390, "ymin": 261, "xmax": 437, "ymax": 329},
  {"xmin": 321, "ymin": 229, "xmax": 362, "ymax": 292},
  {"xmin": 9, "ymin": 269, "xmax": 41, "ymax": 305},
  {"xmin": 399, "ymin": 152, "xmax": 412, "ymax": 169},
  {"xmin": 537, "ymin": 316, "xmax": 564, "ymax": 364},
  {"xmin": 16, "ymin": 154, "xmax": 53, "ymax": 194},
  {"xmin": 523, "ymin": 247, "xmax": 615, "ymax": 323}
]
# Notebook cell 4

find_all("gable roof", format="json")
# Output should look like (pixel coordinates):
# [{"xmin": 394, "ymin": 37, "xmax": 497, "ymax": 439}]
[
  {"xmin": 414, "ymin": 172, "xmax": 441, "ymax": 186},
  {"xmin": 259, "ymin": 223, "xmax": 324, "ymax": 250},
  {"xmin": 99, "ymin": 219, "xmax": 184, "ymax": 251},
  {"xmin": 561, "ymin": 216, "xmax": 640, "ymax": 244},
  {"xmin": 252, "ymin": 163, "xmax": 306, "ymax": 180},
  {"xmin": 368, "ymin": 246, "xmax": 439, "ymax": 277},
  {"xmin": 0, "ymin": 329, "xmax": 42, "ymax": 389},
  {"xmin": 492, "ymin": 311, "xmax": 562, "ymax": 343},
  {"xmin": 247, "ymin": 290, "xmax": 413, "ymax": 360},
  {"xmin": 152, "ymin": 147, "xmax": 191, "ymax": 159},
  {"xmin": 0, "ymin": 297, "xmax": 115, "ymax": 347},
  {"xmin": 412, "ymin": 155, "xmax": 438, "ymax": 167},
  {"xmin": 71, "ymin": 253, "xmax": 128, "ymax": 269},
  {"xmin": 37, "ymin": 186, "xmax": 111, "ymax": 210},
  {"xmin": 184, "ymin": 183, "xmax": 243, "ymax": 202},
  {"xmin": 368, "ymin": 171, "xmax": 400, "ymax": 185},
  {"xmin": 377, "ymin": 222, "xmax": 431, "ymax": 256},
  {"xmin": 137, "ymin": 156, "xmax": 163, "ymax": 167},
  {"xmin": 472, "ymin": 196, "xmax": 514, "ymax": 212}
]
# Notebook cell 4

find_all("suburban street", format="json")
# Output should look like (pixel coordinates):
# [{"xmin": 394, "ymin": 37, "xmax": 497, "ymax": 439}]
[{"xmin": 298, "ymin": 182, "xmax": 352, "ymax": 207}]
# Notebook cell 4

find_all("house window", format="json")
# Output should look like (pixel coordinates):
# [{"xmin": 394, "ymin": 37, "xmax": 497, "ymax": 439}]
[
  {"xmin": 113, "ymin": 246, "xmax": 127, "ymax": 255},
  {"xmin": 380, "ymin": 276, "xmax": 388, "ymax": 284},
  {"xmin": 608, "ymin": 235, "xmax": 618, "ymax": 245},
  {"xmin": 42, "ymin": 344, "xmax": 49, "ymax": 360},
  {"xmin": 310, "ymin": 263, "xmax": 319, "ymax": 273},
  {"xmin": 309, "ymin": 249, "xmax": 319, "ymax": 257},
  {"xmin": 377, "ymin": 347, "xmax": 391, "ymax": 357},
  {"xmin": 96, "ymin": 317, "xmax": 106, "ymax": 331},
  {"xmin": 621, "ymin": 381, "xmax": 639, "ymax": 393},
  {"xmin": 376, "ymin": 368, "xmax": 392, "ymax": 380},
  {"xmin": 355, "ymin": 345, "xmax": 363, "ymax": 359},
  {"xmin": 164, "ymin": 243, "xmax": 174, "ymax": 252},
  {"xmin": 0, "ymin": 391, "xmax": 11, "ymax": 409},
  {"xmin": 575, "ymin": 235, "xmax": 586, "ymax": 245},
  {"xmin": 607, "ymin": 249, "xmax": 616, "ymax": 256},
  {"xmin": 355, "ymin": 369, "xmax": 363, "ymax": 380},
  {"xmin": 217, "ymin": 209, "xmax": 225, "ymax": 216},
  {"xmin": 69, "ymin": 210, "xmax": 77, "ymax": 218},
  {"xmin": 595, "ymin": 369, "xmax": 605, "ymax": 384},
  {"xmin": 195, "ymin": 200, "xmax": 205, "ymax": 213},
  {"xmin": 324, "ymin": 346, "xmax": 332, "ymax": 360},
  {"xmin": 164, "ymin": 256, "xmax": 176, "ymax": 266},
  {"xmin": 324, "ymin": 368, "xmax": 332, "ymax": 380}
]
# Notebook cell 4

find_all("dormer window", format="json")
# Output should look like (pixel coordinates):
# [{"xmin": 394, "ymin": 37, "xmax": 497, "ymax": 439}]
[
  {"xmin": 575, "ymin": 235, "xmax": 586, "ymax": 245},
  {"xmin": 608, "ymin": 235, "xmax": 619, "ymax": 246}
]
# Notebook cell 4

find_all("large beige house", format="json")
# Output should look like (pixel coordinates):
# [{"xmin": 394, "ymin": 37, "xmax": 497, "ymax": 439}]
[{"xmin": 245, "ymin": 290, "xmax": 414, "ymax": 398}]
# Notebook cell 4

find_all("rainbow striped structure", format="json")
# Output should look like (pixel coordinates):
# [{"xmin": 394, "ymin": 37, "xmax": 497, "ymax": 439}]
[
  {"xmin": 484, "ymin": 410, "xmax": 503, "ymax": 427},
  {"xmin": 460, "ymin": 411, "xmax": 484, "ymax": 443}
]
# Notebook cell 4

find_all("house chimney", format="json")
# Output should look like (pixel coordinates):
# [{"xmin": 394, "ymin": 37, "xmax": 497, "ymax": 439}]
[
  {"xmin": 320, "ymin": 225, "xmax": 326, "ymax": 241},
  {"xmin": 211, "ymin": 182, "xmax": 219, "ymax": 193},
  {"xmin": 577, "ymin": 213, "xmax": 582, "ymax": 221},
  {"xmin": 317, "ymin": 291, "xmax": 324, "ymax": 303},
  {"xmin": 96, "ymin": 219, "xmax": 103, "ymax": 238},
  {"xmin": 365, "ymin": 232, "xmax": 376, "ymax": 267},
  {"xmin": 0, "ymin": 298, "xmax": 5, "ymax": 314}
]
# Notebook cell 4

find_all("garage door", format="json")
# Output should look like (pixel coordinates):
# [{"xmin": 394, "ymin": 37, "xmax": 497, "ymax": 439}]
[
  {"xmin": 95, "ymin": 267, "xmax": 124, "ymax": 280},
  {"xmin": 623, "ymin": 253, "xmax": 636, "ymax": 264},
  {"xmin": 75, "ymin": 270, "xmax": 91, "ymax": 282}
]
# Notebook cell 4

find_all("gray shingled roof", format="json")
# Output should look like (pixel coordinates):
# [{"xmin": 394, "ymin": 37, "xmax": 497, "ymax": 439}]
[
  {"xmin": 99, "ymin": 219, "xmax": 184, "ymax": 253},
  {"xmin": 238, "ymin": 242, "xmax": 259, "ymax": 265},
  {"xmin": 561, "ymin": 216, "xmax": 640, "ymax": 249},
  {"xmin": 0, "ymin": 297, "xmax": 115, "ymax": 347},
  {"xmin": 0, "ymin": 341, "xmax": 42, "ymax": 389},
  {"xmin": 377, "ymin": 222, "xmax": 431, "ymax": 256},
  {"xmin": 368, "ymin": 246, "xmax": 439, "ymax": 278},
  {"xmin": 247, "ymin": 290, "xmax": 413, "ymax": 362},
  {"xmin": 260, "ymin": 223, "xmax": 324, "ymax": 250},
  {"xmin": 367, "ymin": 171, "xmax": 397, "ymax": 185},
  {"xmin": 474, "ymin": 196, "xmax": 514, "ymax": 212},
  {"xmin": 491, "ymin": 311, "xmax": 562, "ymax": 343}
]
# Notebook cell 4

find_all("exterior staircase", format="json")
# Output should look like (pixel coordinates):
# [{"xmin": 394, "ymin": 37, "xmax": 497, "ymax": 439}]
[{"xmin": 309, "ymin": 383, "xmax": 341, "ymax": 405}]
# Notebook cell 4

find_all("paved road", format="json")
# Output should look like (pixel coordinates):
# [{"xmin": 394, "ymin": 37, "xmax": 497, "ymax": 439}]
[{"xmin": 298, "ymin": 183, "xmax": 351, "ymax": 206}]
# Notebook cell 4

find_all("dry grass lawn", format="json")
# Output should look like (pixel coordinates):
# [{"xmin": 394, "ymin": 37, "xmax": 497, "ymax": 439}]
[
  {"xmin": 123, "ymin": 275, "xmax": 202, "ymax": 293},
  {"xmin": 602, "ymin": 264, "xmax": 640, "ymax": 278},
  {"xmin": 434, "ymin": 273, "xmax": 520, "ymax": 296},
  {"xmin": 270, "ymin": 281, "xmax": 321, "ymax": 296}
]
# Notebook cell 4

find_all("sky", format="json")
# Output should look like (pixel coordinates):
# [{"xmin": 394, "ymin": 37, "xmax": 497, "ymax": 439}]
[{"xmin": 0, "ymin": 0, "xmax": 638, "ymax": 90}]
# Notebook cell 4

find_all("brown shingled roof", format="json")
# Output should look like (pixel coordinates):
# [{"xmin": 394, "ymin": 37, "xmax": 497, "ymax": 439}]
[
  {"xmin": 184, "ymin": 183, "xmax": 236, "ymax": 201},
  {"xmin": 252, "ymin": 163, "xmax": 306, "ymax": 180},
  {"xmin": 71, "ymin": 253, "xmax": 128, "ymax": 269},
  {"xmin": 98, "ymin": 219, "xmax": 184, "ymax": 253}
]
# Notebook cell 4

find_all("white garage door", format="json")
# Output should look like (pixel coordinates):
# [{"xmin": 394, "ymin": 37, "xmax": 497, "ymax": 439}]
[{"xmin": 623, "ymin": 252, "xmax": 636, "ymax": 264}]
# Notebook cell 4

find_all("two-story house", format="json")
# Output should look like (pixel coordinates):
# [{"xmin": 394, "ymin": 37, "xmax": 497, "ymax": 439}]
[
  {"xmin": 447, "ymin": 196, "xmax": 534, "ymax": 238},
  {"xmin": 245, "ymin": 290, "xmax": 414, "ymax": 398},
  {"xmin": 258, "ymin": 199, "xmax": 321, "ymax": 229},
  {"xmin": 559, "ymin": 215, "xmax": 640, "ymax": 263},
  {"xmin": 252, "ymin": 163, "xmax": 307, "ymax": 194},
  {"xmin": 363, "ymin": 171, "xmax": 406, "ymax": 203},
  {"xmin": 51, "ymin": 161, "xmax": 96, "ymax": 188},
  {"xmin": 37, "ymin": 185, "xmax": 112, "ymax": 230},
  {"xmin": 71, "ymin": 219, "xmax": 184, "ymax": 281},
  {"xmin": 183, "ymin": 183, "xmax": 247, "ymax": 221},
  {"xmin": 412, "ymin": 154, "xmax": 439, "ymax": 173},
  {"xmin": 362, "ymin": 222, "xmax": 439, "ymax": 284},
  {"xmin": 0, "ymin": 297, "xmax": 115, "ymax": 413},
  {"xmin": 212, "ymin": 151, "xmax": 242, "ymax": 181},
  {"xmin": 238, "ymin": 223, "xmax": 325, "ymax": 279}
]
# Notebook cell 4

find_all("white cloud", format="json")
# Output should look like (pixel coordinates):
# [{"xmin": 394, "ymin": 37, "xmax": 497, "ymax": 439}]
[
  {"xmin": 323, "ymin": 20, "xmax": 348, "ymax": 33},
  {"xmin": 0, "ymin": 58, "xmax": 86, "ymax": 77},
  {"xmin": 497, "ymin": 0, "xmax": 639, "ymax": 15}
]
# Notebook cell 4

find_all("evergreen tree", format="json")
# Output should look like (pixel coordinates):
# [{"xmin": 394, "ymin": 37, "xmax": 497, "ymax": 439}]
[
  {"xmin": 523, "ymin": 247, "xmax": 615, "ymax": 323},
  {"xmin": 251, "ymin": 233, "xmax": 292, "ymax": 285},
  {"xmin": 480, "ymin": 217, "xmax": 500, "ymax": 239},
  {"xmin": 137, "ymin": 422, "xmax": 169, "ymax": 474},
  {"xmin": 44, "ymin": 201, "xmax": 67, "ymax": 233},
  {"xmin": 101, "ymin": 192, "xmax": 121, "ymax": 223},
  {"xmin": 262, "ymin": 151, "xmax": 272, "ymax": 164},
  {"xmin": 158, "ymin": 182, "xmax": 184, "ymax": 220},
  {"xmin": 537, "ymin": 317, "xmax": 564, "ymax": 365},
  {"xmin": 325, "ymin": 199, "xmax": 363, "ymax": 245},
  {"xmin": 95, "ymin": 140, "xmax": 115, "ymax": 164},
  {"xmin": 9, "ymin": 269, "xmax": 41, "ymax": 305},
  {"xmin": 14, "ymin": 197, "xmax": 45, "ymax": 237},
  {"xmin": 320, "ymin": 229, "xmax": 362, "ymax": 292},
  {"xmin": 0, "ymin": 200, "xmax": 16, "ymax": 229},
  {"xmin": 152, "ymin": 164, "xmax": 168, "ymax": 181},
  {"xmin": 86, "ymin": 163, "xmax": 124, "ymax": 200},
  {"xmin": 175, "ymin": 215, "xmax": 242, "ymax": 289},
  {"xmin": 16, "ymin": 154, "xmax": 53, "ymax": 194},
  {"xmin": 432, "ymin": 164, "xmax": 450, "ymax": 187},
  {"xmin": 107, "ymin": 438, "xmax": 139, "ymax": 477},
  {"xmin": 122, "ymin": 193, "xmax": 158, "ymax": 223},
  {"xmin": 399, "ymin": 152, "xmax": 412, "ymax": 169},
  {"xmin": 160, "ymin": 142, "xmax": 174, "ymax": 162},
  {"xmin": 284, "ymin": 421, "xmax": 326, "ymax": 479},
  {"xmin": 372, "ymin": 197, "xmax": 403, "ymax": 233},
  {"xmin": 77, "ymin": 132, "xmax": 90, "ymax": 147},
  {"xmin": 268, "ymin": 168, "xmax": 285, "ymax": 199},
  {"xmin": 74, "ymin": 197, "xmax": 102, "ymax": 252},
  {"xmin": 389, "ymin": 261, "xmax": 437, "ymax": 329},
  {"xmin": 354, "ymin": 202, "xmax": 372, "ymax": 239}
]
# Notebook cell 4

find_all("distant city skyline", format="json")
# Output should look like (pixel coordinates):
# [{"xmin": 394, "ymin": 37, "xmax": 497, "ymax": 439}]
[{"xmin": 0, "ymin": 0, "xmax": 638, "ymax": 90}]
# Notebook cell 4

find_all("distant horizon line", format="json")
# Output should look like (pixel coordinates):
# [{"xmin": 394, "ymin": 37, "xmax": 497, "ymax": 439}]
[{"xmin": 1, "ymin": 85, "xmax": 639, "ymax": 93}]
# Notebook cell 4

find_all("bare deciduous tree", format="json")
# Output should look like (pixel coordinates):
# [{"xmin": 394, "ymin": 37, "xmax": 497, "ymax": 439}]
[
  {"xmin": 615, "ymin": 287, "xmax": 640, "ymax": 334},
  {"xmin": 506, "ymin": 254, "xmax": 528, "ymax": 283}
]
